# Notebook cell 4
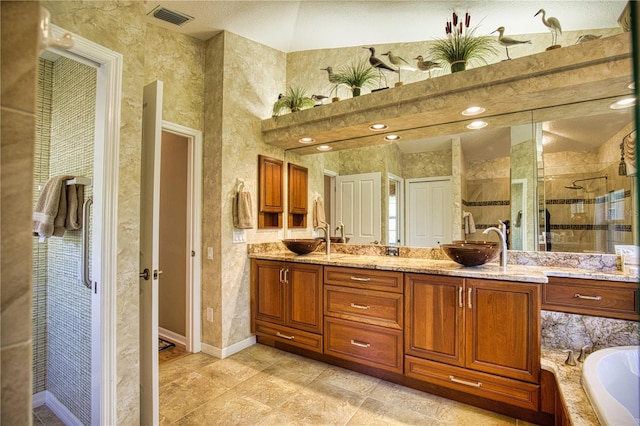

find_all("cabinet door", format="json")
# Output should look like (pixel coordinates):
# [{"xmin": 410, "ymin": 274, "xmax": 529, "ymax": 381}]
[
  {"xmin": 405, "ymin": 274, "xmax": 465, "ymax": 367},
  {"xmin": 288, "ymin": 163, "xmax": 308, "ymax": 214},
  {"xmin": 253, "ymin": 260, "xmax": 285, "ymax": 325},
  {"xmin": 465, "ymin": 279, "xmax": 540, "ymax": 383},
  {"xmin": 258, "ymin": 155, "xmax": 283, "ymax": 213},
  {"xmin": 286, "ymin": 263, "xmax": 323, "ymax": 333}
]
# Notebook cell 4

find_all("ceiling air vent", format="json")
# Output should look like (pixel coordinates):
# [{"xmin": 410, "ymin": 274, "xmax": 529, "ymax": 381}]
[{"xmin": 148, "ymin": 6, "xmax": 194, "ymax": 26}]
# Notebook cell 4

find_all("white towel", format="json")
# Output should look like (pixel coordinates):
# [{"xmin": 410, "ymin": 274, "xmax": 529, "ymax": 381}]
[
  {"xmin": 233, "ymin": 188, "xmax": 253, "ymax": 229},
  {"xmin": 33, "ymin": 175, "xmax": 72, "ymax": 238},
  {"xmin": 313, "ymin": 198, "xmax": 326, "ymax": 228},
  {"xmin": 463, "ymin": 211, "xmax": 476, "ymax": 234}
]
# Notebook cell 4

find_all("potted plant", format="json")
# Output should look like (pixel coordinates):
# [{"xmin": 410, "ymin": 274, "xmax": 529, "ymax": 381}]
[
  {"xmin": 272, "ymin": 86, "xmax": 315, "ymax": 117},
  {"xmin": 333, "ymin": 60, "xmax": 380, "ymax": 97},
  {"xmin": 428, "ymin": 11, "xmax": 497, "ymax": 73}
]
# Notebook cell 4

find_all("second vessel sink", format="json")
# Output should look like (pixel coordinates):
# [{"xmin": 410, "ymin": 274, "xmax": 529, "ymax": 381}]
[
  {"xmin": 282, "ymin": 239, "xmax": 322, "ymax": 255},
  {"xmin": 441, "ymin": 240, "xmax": 501, "ymax": 267}
]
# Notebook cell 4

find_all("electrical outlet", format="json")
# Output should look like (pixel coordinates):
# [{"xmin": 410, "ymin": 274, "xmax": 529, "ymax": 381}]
[
  {"xmin": 207, "ymin": 247, "xmax": 213, "ymax": 259},
  {"xmin": 385, "ymin": 247, "xmax": 400, "ymax": 256},
  {"xmin": 206, "ymin": 307, "xmax": 213, "ymax": 322}
]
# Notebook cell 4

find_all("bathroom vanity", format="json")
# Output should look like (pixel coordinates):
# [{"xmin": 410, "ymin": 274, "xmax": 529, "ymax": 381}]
[{"xmin": 249, "ymin": 244, "xmax": 638, "ymax": 425}]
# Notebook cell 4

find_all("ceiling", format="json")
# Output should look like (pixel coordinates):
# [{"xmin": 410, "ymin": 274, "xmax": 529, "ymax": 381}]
[{"xmin": 143, "ymin": 1, "xmax": 629, "ymax": 53}]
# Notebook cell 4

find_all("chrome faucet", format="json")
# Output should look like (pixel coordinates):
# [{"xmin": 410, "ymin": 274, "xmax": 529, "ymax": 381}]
[
  {"xmin": 335, "ymin": 222, "xmax": 345, "ymax": 243},
  {"xmin": 483, "ymin": 220, "xmax": 508, "ymax": 269},
  {"xmin": 315, "ymin": 221, "xmax": 331, "ymax": 256}
]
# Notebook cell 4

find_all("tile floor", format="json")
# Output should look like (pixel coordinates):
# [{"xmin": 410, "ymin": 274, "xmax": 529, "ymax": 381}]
[{"xmin": 160, "ymin": 343, "xmax": 539, "ymax": 425}]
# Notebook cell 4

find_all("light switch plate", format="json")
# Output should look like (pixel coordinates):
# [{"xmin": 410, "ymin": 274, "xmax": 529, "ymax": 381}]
[{"xmin": 233, "ymin": 231, "xmax": 246, "ymax": 243}]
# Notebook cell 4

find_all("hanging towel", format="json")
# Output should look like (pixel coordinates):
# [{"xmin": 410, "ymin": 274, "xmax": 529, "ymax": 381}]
[
  {"xmin": 462, "ymin": 211, "xmax": 476, "ymax": 235},
  {"xmin": 33, "ymin": 175, "xmax": 72, "ymax": 238},
  {"xmin": 313, "ymin": 197, "xmax": 326, "ymax": 228},
  {"xmin": 233, "ymin": 182, "xmax": 253, "ymax": 229},
  {"xmin": 65, "ymin": 184, "xmax": 84, "ymax": 230}
]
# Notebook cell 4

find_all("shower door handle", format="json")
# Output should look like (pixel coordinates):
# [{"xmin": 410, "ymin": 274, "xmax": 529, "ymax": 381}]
[{"xmin": 82, "ymin": 197, "xmax": 93, "ymax": 289}]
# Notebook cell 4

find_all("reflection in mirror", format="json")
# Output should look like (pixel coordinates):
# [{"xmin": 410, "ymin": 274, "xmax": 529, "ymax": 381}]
[
  {"xmin": 535, "ymin": 98, "xmax": 637, "ymax": 254},
  {"xmin": 388, "ymin": 174, "xmax": 402, "ymax": 246}
]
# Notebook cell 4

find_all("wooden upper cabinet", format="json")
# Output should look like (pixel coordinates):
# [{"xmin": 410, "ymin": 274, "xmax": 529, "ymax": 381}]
[
  {"xmin": 258, "ymin": 155, "xmax": 283, "ymax": 228},
  {"xmin": 288, "ymin": 163, "xmax": 308, "ymax": 228}
]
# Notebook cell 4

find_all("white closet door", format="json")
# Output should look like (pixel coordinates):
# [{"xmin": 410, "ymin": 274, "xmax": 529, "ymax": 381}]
[
  {"xmin": 406, "ymin": 178, "xmax": 452, "ymax": 247},
  {"xmin": 336, "ymin": 172, "xmax": 381, "ymax": 244}
]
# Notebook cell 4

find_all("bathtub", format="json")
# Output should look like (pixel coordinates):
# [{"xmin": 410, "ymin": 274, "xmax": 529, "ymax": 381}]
[{"xmin": 582, "ymin": 346, "xmax": 640, "ymax": 426}]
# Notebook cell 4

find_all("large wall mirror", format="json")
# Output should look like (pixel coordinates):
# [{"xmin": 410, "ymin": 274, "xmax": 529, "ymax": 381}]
[{"xmin": 283, "ymin": 44, "xmax": 637, "ymax": 255}]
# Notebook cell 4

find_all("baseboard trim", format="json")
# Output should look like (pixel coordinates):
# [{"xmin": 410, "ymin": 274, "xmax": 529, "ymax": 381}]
[
  {"xmin": 200, "ymin": 336, "xmax": 256, "ymax": 359},
  {"xmin": 32, "ymin": 390, "xmax": 83, "ymax": 426},
  {"xmin": 159, "ymin": 327, "xmax": 186, "ymax": 346}
]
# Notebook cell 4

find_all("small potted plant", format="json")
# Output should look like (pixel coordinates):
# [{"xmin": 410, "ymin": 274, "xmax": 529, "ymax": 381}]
[
  {"xmin": 428, "ymin": 11, "xmax": 497, "ymax": 73},
  {"xmin": 272, "ymin": 86, "xmax": 315, "ymax": 117},
  {"xmin": 333, "ymin": 60, "xmax": 380, "ymax": 97}
]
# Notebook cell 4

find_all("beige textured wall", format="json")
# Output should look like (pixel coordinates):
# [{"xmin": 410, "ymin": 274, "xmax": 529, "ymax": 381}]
[
  {"xmin": 43, "ymin": 1, "xmax": 146, "ymax": 422},
  {"xmin": 201, "ymin": 32, "xmax": 286, "ymax": 349},
  {"xmin": 286, "ymin": 29, "xmax": 623, "ymax": 100},
  {"xmin": 1, "ymin": 2, "xmax": 39, "ymax": 423}
]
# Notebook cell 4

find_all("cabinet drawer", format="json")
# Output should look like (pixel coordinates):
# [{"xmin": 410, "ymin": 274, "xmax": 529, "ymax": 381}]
[
  {"xmin": 324, "ymin": 317, "xmax": 403, "ymax": 373},
  {"xmin": 255, "ymin": 321, "xmax": 323, "ymax": 354},
  {"xmin": 324, "ymin": 266, "xmax": 403, "ymax": 293},
  {"xmin": 324, "ymin": 285, "xmax": 403, "ymax": 329},
  {"xmin": 543, "ymin": 277, "xmax": 639, "ymax": 320},
  {"xmin": 405, "ymin": 356, "xmax": 540, "ymax": 411}
]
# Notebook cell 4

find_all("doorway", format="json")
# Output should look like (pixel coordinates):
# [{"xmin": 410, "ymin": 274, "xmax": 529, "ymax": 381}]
[
  {"xmin": 32, "ymin": 23, "xmax": 122, "ymax": 425},
  {"xmin": 158, "ymin": 124, "xmax": 202, "ymax": 354}
]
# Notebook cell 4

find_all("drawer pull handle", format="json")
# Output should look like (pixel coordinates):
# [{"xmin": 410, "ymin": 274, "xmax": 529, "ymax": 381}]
[
  {"xmin": 276, "ymin": 332, "xmax": 295, "ymax": 340},
  {"xmin": 350, "ymin": 276, "xmax": 371, "ymax": 282},
  {"xmin": 450, "ymin": 375, "xmax": 482, "ymax": 388},
  {"xmin": 350, "ymin": 339, "xmax": 371, "ymax": 348},
  {"xmin": 574, "ymin": 293, "xmax": 602, "ymax": 301},
  {"xmin": 350, "ymin": 303, "xmax": 371, "ymax": 310},
  {"xmin": 458, "ymin": 287, "xmax": 463, "ymax": 308},
  {"xmin": 467, "ymin": 287, "xmax": 473, "ymax": 309}
]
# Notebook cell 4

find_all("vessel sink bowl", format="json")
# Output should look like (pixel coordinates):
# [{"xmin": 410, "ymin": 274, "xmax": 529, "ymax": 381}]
[
  {"xmin": 282, "ymin": 239, "xmax": 322, "ymax": 255},
  {"xmin": 441, "ymin": 241, "xmax": 501, "ymax": 266}
]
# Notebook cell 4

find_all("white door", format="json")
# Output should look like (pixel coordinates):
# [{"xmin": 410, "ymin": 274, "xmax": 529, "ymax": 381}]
[
  {"xmin": 406, "ymin": 178, "xmax": 452, "ymax": 247},
  {"xmin": 336, "ymin": 172, "xmax": 381, "ymax": 244},
  {"xmin": 140, "ymin": 80, "xmax": 163, "ymax": 425}
]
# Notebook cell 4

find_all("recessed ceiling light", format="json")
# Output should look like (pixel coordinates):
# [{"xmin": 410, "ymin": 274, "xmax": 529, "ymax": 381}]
[
  {"xmin": 628, "ymin": 82, "xmax": 635, "ymax": 90},
  {"xmin": 369, "ymin": 123, "xmax": 388, "ymax": 131},
  {"xmin": 542, "ymin": 136, "xmax": 550, "ymax": 145},
  {"xmin": 466, "ymin": 120, "xmax": 488, "ymax": 130},
  {"xmin": 298, "ymin": 137, "xmax": 315, "ymax": 144},
  {"xmin": 610, "ymin": 97, "xmax": 636, "ymax": 109},
  {"xmin": 461, "ymin": 106, "xmax": 485, "ymax": 116},
  {"xmin": 317, "ymin": 145, "xmax": 332, "ymax": 151},
  {"xmin": 384, "ymin": 134, "xmax": 400, "ymax": 141}
]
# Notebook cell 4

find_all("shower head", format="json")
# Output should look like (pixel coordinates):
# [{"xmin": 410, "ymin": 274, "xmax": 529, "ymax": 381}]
[{"xmin": 564, "ymin": 174, "xmax": 608, "ymax": 190}]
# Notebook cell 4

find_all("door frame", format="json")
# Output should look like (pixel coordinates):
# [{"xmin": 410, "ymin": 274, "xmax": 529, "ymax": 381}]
[
  {"xmin": 50, "ymin": 24, "xmax": 122, "ymax": 425},
  {"xmin": 161, "ymin": 121, "xmax": 202, "ymax": 353}
]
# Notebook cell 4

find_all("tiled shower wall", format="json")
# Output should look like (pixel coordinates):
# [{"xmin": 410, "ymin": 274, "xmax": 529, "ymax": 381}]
[{"xmin": 33, "ymin": 57, "xmax": 95, "ymax": 425}]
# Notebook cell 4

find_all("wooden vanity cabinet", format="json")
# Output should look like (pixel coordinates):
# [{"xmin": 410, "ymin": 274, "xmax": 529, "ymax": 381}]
[
  {"xmin": 405, "ymin": 274, "xmax": 541, "ymax": 410},
  {"xmin": 251, "ymin": 259, "xmax": 323, "ymax": 353},
  {"xmin": 258, "ymin": 155, "xmax": 283, "ymax": 228},
  {"xmin": 542, "ymin": 276, "xmax": 639, "ymax": 320},
  {"xmin": 287, "ymin": 163, "xmax": 308, "ymax": 228},
  {"xmin": 323, "ymin": 266, "xmax": 404, "ymax": 373}
]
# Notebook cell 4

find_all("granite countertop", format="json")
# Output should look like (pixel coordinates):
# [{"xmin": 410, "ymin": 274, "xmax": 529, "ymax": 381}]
[
  {"xmin": 248, "ymin": 247, "xmax": 637, "ymax": 283},
  {"xmin": 541, "ymin": 348, "xmax": 599, "ymax": 426}
]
